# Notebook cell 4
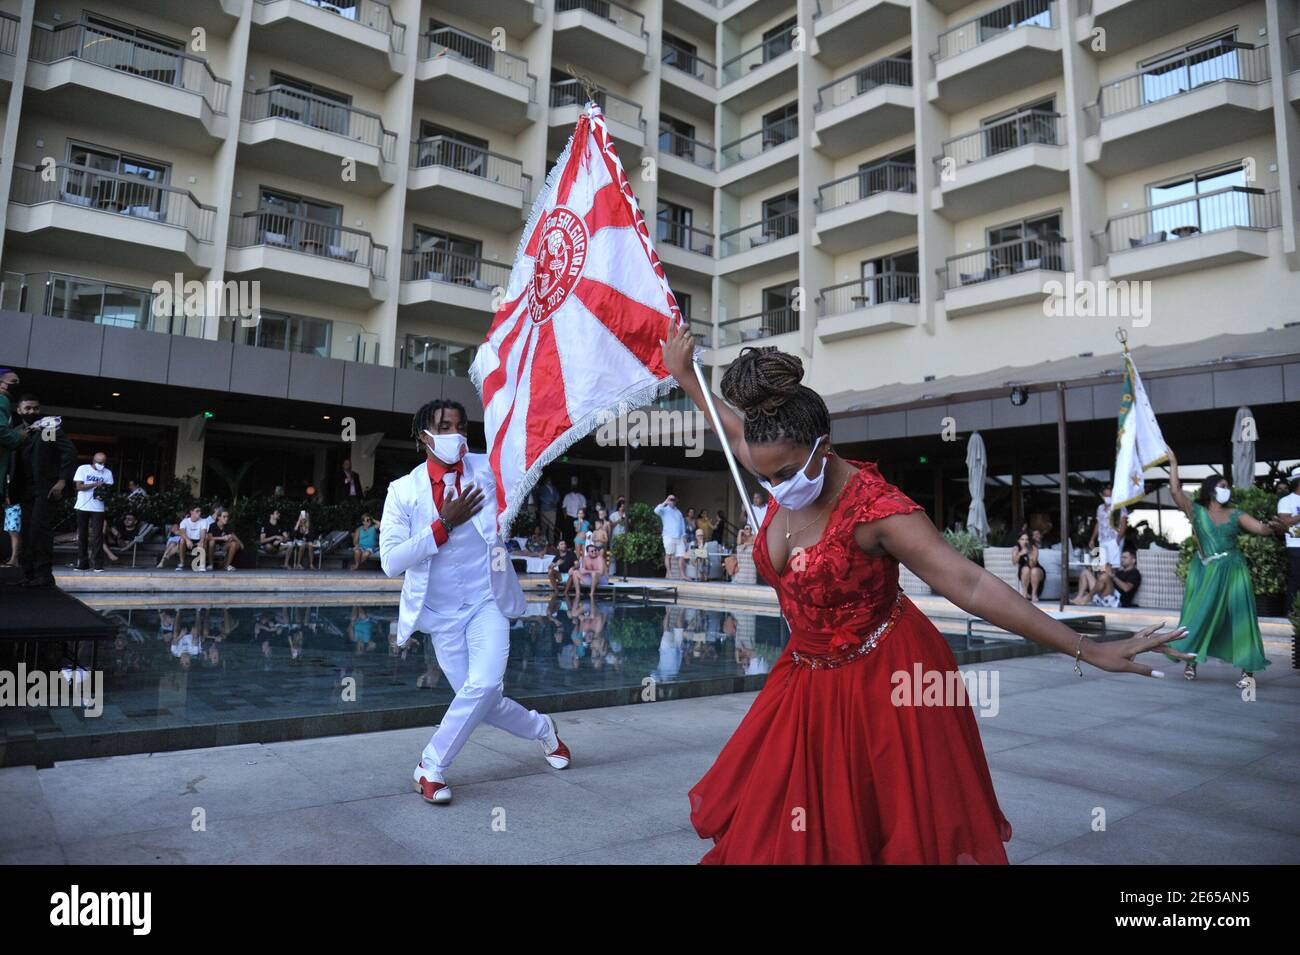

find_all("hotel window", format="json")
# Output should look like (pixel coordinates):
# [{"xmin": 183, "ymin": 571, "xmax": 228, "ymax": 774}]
[
  {"xmin": 982, "ymin": 97, "xmax": 1056, "ymax": 156},
  {"xmin": 859, "ymin": 147, "xmax": 916, "ymax": 199},
  {"xmin": 860, "ymin": 249, "xmax": 919, "ymax": 306},
  {"xmin": 662, "ymin": 32, "xmax": 698, "ymax": 74},
  {"xmin": 1139, "ymin": 31, "xmax": 1239, "ymax": 106},
  {"xmin": 762, "ymin": 17, "xmax": 797, "ymax": 62},
  {"xmin": 761, "ymin": 282, "xmax": 798, "ymax": 335},
  {"xmin": 402, "ymin": 335, "xmax": 477, "ymax": 376},
  {"xmin": 411, "ymin": 227, "xmax": 483, "ymax": 283},
  {"xmin": 266, "ymin": 71, "xmax": 352, "ymax": 135},
  {"xmin": 858, "ymin": 49, "xmax": 910, "ymax": 94},
  {"xmin": 675, "ymin": 292, "xmax": 692, "ymax": 321},
  {"xmin": 415, "ymin": 121, "xmax": 490, "ymax": 175},
  {"xmin": 251, "ymin": 310, "xmax": 331, "ymax": 357},
  {"xmin": 762, "ymin": 102, "xmax": 798, "ymax": 146},
  {"xmin": 986, "ymin": 212, "xmax": 1064, "ymax": 274},
  {"xmin": 82, "ymin": 14, "xmax": 185, "ymax": 86},
  {"xmin": 1148, "ymin": 162, "xmax": 1253, "ymax": 235},
  {"xmin": 427, "ymin": 17, "xmax": 493, "ymax": 70},
  {"xmin": 64, "ymin": 143, "xmax": 170, "ymax": 217},
  {"xmin": 257, "ymin": 189, "xmax": 343, "ymax": 250},
  {"xmin": 762, "ymin": 191, "xmax": 798, "ymax": 240},
  {"xmin": 659, "ymin": 114, "xmax": 696, "ymax": 160},
  {"xmin": 44, "ymin": 273, "xmax": 153, "ymax": 329},
  {"xmin": 657, "ymin": 200, "xmax": 693, "ymax": 248}
]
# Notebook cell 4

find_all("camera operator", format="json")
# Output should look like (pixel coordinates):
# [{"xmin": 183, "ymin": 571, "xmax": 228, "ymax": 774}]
[{"xmin": 72, "ymin": 451, "xmax": 114, "ymax": 572}]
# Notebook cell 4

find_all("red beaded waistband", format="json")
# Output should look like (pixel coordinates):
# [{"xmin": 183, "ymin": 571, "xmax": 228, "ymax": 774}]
[{"xmin": 787, "ymin": 590, "xmax": 907, "ymax": 671}]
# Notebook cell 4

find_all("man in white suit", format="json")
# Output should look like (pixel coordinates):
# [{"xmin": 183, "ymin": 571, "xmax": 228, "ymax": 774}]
[{"xmin": 381, "ymin": 399, "xmax": 571, "ymax": 805}]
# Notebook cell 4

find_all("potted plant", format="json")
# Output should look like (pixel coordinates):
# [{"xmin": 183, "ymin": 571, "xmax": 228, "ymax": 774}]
[
  {"xmin": 609, "ymin": 501, "xmax": 664, "ymax": 577},
  {"xmin": 943, "ymin": 528, "xmax": 984, "ymax": 566}
]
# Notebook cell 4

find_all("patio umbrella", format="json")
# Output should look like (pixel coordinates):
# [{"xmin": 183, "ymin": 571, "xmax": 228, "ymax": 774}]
[
  {"xmin": 966, "ymin": 431, "xmax": 989, "ymax": 541},
  {"xmin": 1231, "ymin": 406, "xmax": 1256, "ymax": 489}
]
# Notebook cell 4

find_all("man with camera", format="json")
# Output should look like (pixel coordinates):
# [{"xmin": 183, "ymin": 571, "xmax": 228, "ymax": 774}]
[{"xmin": 73, "ymin": 451, "xmax": 114, "ymax": 573}]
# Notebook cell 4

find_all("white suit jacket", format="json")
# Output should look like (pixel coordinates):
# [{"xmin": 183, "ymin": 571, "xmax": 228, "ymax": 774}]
[{"xmin": 379, "ymin": 454, "xmax": 526, "ymax": 644}]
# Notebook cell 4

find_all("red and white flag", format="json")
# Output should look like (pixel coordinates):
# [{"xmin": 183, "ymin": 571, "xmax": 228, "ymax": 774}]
[{"xmin": 470, "ymin": 103, "xmax": 683, "ymax": 534}]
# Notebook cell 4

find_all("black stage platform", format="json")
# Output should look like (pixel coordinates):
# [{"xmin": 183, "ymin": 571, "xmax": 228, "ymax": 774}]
[{"xmin": 0, "ymin": 569, "xmax": 120, "ymax": 640}]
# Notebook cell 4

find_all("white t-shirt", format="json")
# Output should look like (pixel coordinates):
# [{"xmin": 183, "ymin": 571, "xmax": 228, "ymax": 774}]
[
  {"xmin": 562, "ymin": 491, "xmax": 587, "ymax": 518},
  {"xmin": 73, "ymin": 464, "xmax": 113, "ymax": 512},
  {"xmin": 1278, "ymin": 492, "xmax": 1300, "ymax": 549},
  {"xmin": 179, "ymin": 517, "xmax": 207, "ymax": 541}
]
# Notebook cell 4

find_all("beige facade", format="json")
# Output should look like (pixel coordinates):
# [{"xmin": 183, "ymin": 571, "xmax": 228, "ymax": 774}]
[{"xmin": 1, "ymin": 0, "xmax": 1298, "ymax": 401}]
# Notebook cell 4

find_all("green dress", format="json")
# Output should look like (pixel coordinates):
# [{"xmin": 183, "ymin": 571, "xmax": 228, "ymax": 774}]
[{"xmin": 1170, "ymin": 503, "xmax": 1269, "ymax": 672}]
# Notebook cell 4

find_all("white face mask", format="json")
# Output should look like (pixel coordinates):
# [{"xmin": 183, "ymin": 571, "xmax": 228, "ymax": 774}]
[
  {"xmin": 1214, "ymin": 486, "xmax": 1231, "ymax": 505},
  {"xmin": 424, "ymin": 430, "xmax": 467, "ymax": 465},
  {"xmin": 759, "ymin": 437, "xmax": 828, "ymax": 510},
  {"xmin": 93, "ymin": 462, "xmax": 105, "ymax": 471}
]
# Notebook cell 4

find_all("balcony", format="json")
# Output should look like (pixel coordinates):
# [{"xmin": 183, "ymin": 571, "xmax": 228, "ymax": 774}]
[
  {"xmin": 719, "ymin": 116, "xmax": 799, "ymax": 193},
  {"xmin": 814, "ymin": 0, "xmax": 913, "ymax": 69},
  {"xmin": 940, "ymin": 237, "xmax": 1068, "ymax": 318},
  {"xmin": 1291, "ymin": 30, "xmax": 1300, "ymax": 104},
  {"xmin": 815, "ymin": 162, "xmax": 917, "ymax": 253},
  {"xmin": 813, "ymin": 55, "xmax": 913, "ymax": 158},
  {"xmin": 1095, "ymin": 187, "xmax": 1280, "ymax": 281},
  {"xmin": 1084, "ymin": 42, "xmax": 1273, "ymax": 177},
  {"xmin": 240, "ymin": 86, "xmax": 397, "ymax": 196},
  {"xmin": 718, "ymin": 214, "xmax": 798, "ymax": 282},
  {"xmin": 424, "ymin": 0, "xmax": 543, "ymax": 38},
  {"xmin": 549, "ymin": 80, "xmax": 646, "ymax": 156},
  {"xmin": 655, "ymin": 216, "xmax": 715, "ymax": 280},
  {"xmin": 817, "ymin": 274, "xmax": 920, "ymax": 341},
  {"xmin": 1, "ymin": 12, "xmax": 19, "ymax": 90},
  {"xmin": 933, "ymin": 110, "xmax": 1068, "ymax": 220},
  {"xmin": 720, "ymin": 24, "xmax": 798, "ymax": 112},
  {"xmin": 658, "ymin": 132, "xmax": 717, "ymax": 203},
  {"xmin": 1074, "ymin": 0, "xmax": 1248, "ymax": 58},
  {"xmin": 1, "ymin": 270, "xmax": 211, "ymax": 340},
  {"xmin": 400, "ymin": 335, "xmax": 478, "ymax": 377},
  {"xmin": 399, "ymin": 251, "xmax": 513, "ymax": 332},
  {"xmin": 552, "ymin": 0, "xmax": 649, "ymax": 85},
  {"xmin": 930, "ymin": 0, "xmax": 1062, "ymax": 111},
  {"xmin": 717, "ymin": 307, "xmax": 799, "ymax": 347},
  {"xmin": 662, "ymin": 43, "xmax": 717, "ymax": 115},
  {"xmin": 407, "ymin": 137, "xmax": 531, "ymax": 231},
  {"xmin": 26, "ymin": 21, "xmax": 231, "ymax": 149},
  {"xmin": 415, "ymin": 27, "xmax": 536, "ymax": 134},
  {"xmin": 229, "ymin": 317, "xmax": 380, "ymax": 364},
  {"xmin": 251, "ymin": 0, "xmax": 407, "ymax": 83},
  {"xmin": 226, "ymin": 211, "xmax": 388, "ymax": 307},
  {"xmin": 7, "ymin": 163, "xmax": 217, "ymax": 271}
]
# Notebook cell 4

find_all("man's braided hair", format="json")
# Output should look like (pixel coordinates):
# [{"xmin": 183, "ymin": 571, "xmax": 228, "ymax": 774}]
[{"xmin": 720, "ymin": 347, "xmax": 830, "ymax": 447}]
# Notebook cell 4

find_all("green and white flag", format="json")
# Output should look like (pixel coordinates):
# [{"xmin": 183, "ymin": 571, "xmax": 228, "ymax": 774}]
[{"xmin": 1111, "ymin": 352, "xmax": 1167, "ymax": 526}]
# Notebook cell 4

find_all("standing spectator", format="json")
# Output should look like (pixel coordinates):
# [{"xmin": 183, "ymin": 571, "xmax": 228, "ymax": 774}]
[
  {"xmin": 750, "ymin": 490, "xmax": 766, "ymax": 513},
  {"xmin": 561, "ymin": 476, "xmax": 586, "ymax": 544},
  {"xmin": 1276, "ymin": 467, "xmax": 1300, "ymax": 611},
  {"xmin": 655, "ymin": 494, "xmax": 687, "ymax": 579},
  {"xmin": 10, "ymin": 395, "xmax": 76, "ymax": 588},
  {"xmin": 337, "ymin": 457, "xmax": 363, "ymax": 501},
  {"xmin": 684, "ymin": 507, "xmax": 698, "ymax": 537},
  {"xmin": 4, "ymin": 492, "xmax": 19, "ymax": 569},
  {"xmin": 695, "ymin": 509, "xmax": 714, "ymax": 541},
  {"xmin": 352, "ymin": 513, "xmax": 381, "ymax": 570},
  {"xmin": 537, "ymin": 476, "xmax": 561, "ymax": 542},
  {"xmin": 72, "ymin": 451, "xmax": 114, "ymax": 572},
  {"xmin": 711, "ymin": 509, "xmax": 727, "ymax": 545},
  {"xmin": 0, "ymin": 370, "xmax": 25, "ymax": 568},
  {"xmin": 570, "ymin": 506, "xmax": 591, "ymax": 551},
  {"xmin": 1089, "ymin": 483, "xmax": 1127, "ymax": 573},
  {"xmin": 175, "ymin": 505, "xmax": 209, "ymax": 571},
  {"xmin": 206, "ymin": 509, "xmax": 244, "ymax": 572},
  {"xmin": 591, "ymin": 505, "xmax": 611, "ymax": 549}
]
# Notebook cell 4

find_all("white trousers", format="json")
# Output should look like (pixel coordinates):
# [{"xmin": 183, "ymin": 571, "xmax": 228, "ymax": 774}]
[{"xmin": 422, "ymin": 597, "xmax": 548, "ymax": 771}]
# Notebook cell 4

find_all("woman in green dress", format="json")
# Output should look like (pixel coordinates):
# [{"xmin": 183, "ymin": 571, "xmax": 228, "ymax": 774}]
[{"xmin": 1165, "ymin": 447, "xmax": 1281, "ymax": 687}]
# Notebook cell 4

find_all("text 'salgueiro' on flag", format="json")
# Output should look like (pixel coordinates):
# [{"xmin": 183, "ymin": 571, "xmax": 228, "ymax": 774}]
[{"xmin": 469, "ymin": 102, "xmax": 684, "ymax": 534}]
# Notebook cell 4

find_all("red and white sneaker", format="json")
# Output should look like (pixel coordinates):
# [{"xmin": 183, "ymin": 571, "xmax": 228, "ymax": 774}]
[
  {"xmin": 539, "ymin": 714, "xmax": 571, "ymax": 770},
  {"xmin": 412, "ymin": 761, "xmax": 452, "ymax": 804}
]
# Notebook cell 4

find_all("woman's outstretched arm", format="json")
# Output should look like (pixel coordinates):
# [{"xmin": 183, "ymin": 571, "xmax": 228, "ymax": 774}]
[{"xmin": 660, "ymin": 317, "xmax": 755, "ymax": 475}]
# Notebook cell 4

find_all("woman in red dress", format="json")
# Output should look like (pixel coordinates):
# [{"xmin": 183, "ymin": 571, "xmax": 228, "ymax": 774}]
[{"xmin": 661, "ymin": 332, "xmax": 1189, "ymax": 865}]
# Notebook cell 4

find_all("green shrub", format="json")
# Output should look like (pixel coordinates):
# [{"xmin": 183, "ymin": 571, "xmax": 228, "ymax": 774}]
[{"xmin": 943, "ymin": 529, "xmax": 984, "ymax": 562}]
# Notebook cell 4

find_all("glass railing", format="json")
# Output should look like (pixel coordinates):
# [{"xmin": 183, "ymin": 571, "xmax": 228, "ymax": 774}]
[
  {"xmin": 1288, "ymin": 30, "xmax": 1300, "ymax": 73},
  {"xmin": 815, "ymin": 55, "xmax": 912, "ymax": 111},
  {"xmin": 685, "ymin": 315, "xmax": 713, "ymax": 348},
  {"xmin": 243, "ymin": 86, "xmax": 397, "ymax": 161},
  {"xmin": 817, "ymin": 161, "xmax": 916, "ymax": 212},
  {"xmin": 400, "ymin": 250, "xmax": 512, "ymax": 289},
  {"xmin": 9, "ymin": 162, "xmax": 217, "ymax": 242},
  {"xmin": 819, "ymin": 274, "xmax": 919, "ymax": 316},
  {"xmin": 554, "ymin": 0, "xmax": 646, "ymax": 40},
  {"xmin": 658, "ymin": 129, "xmax": 715, "ymax": 168},
  {"xmin": 410, "ymin": 137, "xmax": 531, "ymax": 200},
  {"xmin": 934, "ymin": 0, "xmax": 1054, "ymax": 62},
  {"xmin": 937, "ymin": 109, "xmax": 1063, "ymax": 168},
  {"xmin": 228, "ymin": 211, "xmax": 387, "ymax": 278},
  {"xmin": 4, "ymin": 270, "xmax": 208, "ymax": 337},
  {"xmin": 940, "ymin": 237, "xmax": 1068, "ymax": 290},
  {"xmin": 717, "ymin": 307, "xmax": 798, "ymax": 345},
  {"xmin": 1096, "ymin": 186, "xmax": 1280, "ymax": 256},
  {"xmin": 420, "ymin": 26, "xmax": 535, "ymax": 99},
  {"xmin": 662, "ymin": 42, "xmax": 716, "ymax": 86},
  {"xmin": 550, "ymin": 79, "xmax": 645, "ymax": 129},
  {"xmin": 401, "ymin": 335, "xmax": 478, "ymax": 376},
  {"xmin": 719, "ymin": 213, "xmax": 798, "ymax": 257},
  {"xmin": 1094, "ymin": 41, "xmax": 1270, "ymax": 119},
  {"xmin": 1, "ymin": 11, "xmax": 20, "ymax": 56},
  {"xmin": 656, "ymin": 215, "xmax": 714, "ymax": 255},
  {"xmin": 719, "ymin": 115, "xmax": 798, "ymax": 168},
  {"xmin": 722, "ymin": 25, "xmax": 797, "ymax": 84},
  {"xmin": 254, "ymin": 0, "xmax": 407, "ymax": 53},
  {"xmin": 29, "ymin": 20, "xmax": 232, "ymax": 114},
  {"xmin": 230, "ymin": 314, "xmax": 380, "ymax": 363}
]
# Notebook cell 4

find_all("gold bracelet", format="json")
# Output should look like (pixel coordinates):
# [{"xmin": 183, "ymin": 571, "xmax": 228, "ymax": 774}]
[{"xmin": 1073, "ymin": 634, "xmax": 1086, "ymax": 677}]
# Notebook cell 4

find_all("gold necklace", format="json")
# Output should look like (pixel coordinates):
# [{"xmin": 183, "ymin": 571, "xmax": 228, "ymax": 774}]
[{"xmin": 783, "ymin": 464, "xmax": 850, "ymax": 542}]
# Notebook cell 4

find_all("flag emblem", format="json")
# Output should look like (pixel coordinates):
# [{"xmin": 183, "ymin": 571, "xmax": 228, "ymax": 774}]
[{"xmin": 531, "ymin": 207, "xmax": 588, "ymax": 324}]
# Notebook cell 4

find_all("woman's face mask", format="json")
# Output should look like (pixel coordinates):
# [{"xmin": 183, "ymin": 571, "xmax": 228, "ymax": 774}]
[
  {"xmin": 424, "ymin": 430, "xmax": 467, "ymax": 465},
  {"xmin": 759, "ymin": 437, "xmax": 828, "ymax": 510},
  {"xmin": 1214, "ymin": 486, "xmax": 1231, "ymax": 505}
]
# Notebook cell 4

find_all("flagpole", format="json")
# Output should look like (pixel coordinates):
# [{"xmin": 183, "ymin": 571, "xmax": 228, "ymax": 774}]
[{"xmin": 692, "ymin": 361, "xmax": 761, "ymax": 532}]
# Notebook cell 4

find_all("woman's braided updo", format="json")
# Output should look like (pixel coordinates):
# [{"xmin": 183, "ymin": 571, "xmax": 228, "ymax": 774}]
[{"xmin": 720, "ymin": 347, "xmax": 830, "ymax": 447}]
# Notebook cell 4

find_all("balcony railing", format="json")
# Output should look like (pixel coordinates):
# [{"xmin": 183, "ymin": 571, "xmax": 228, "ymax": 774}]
[
  {"xmin": 818, "ymin": 274, "xmax": 920, "ymax": 316},
  {"xmin": 550, "ymin": 79, "xmax": 645, "ymax": 129},
  {"xmin": 934, "ymin": 0, "xmax": 1055, "ymax": 62},
  {"xmin": 940, "ymin": 237, "xmax": 1068, "ymax": 290},
  {"xmin": 232, "ymin": 316, "xmax": 380, "ymax": 363},
  {"xmin": 719, "ymin": 213, "xmax": 798, "ymax": 257},
  {"xmin": 229, "ymin": 211, "xmax": 387, "ymax": 278},
  {"xmin": 255, "ymin": 0, "xmax": 407, "ymax": 53},
  {"xmin": 817, "ymin": 161, "xmax": 916, "ymax": 212},
  {"xmin": 656, "ymin": 215, "xmax": 714, "ymax": 256},
  {"xmin": 684, "ymin": 315, "xmax": 713, "ymax": 348},
  {"xmin": 718, "ymin": 307, "xmax": 798, "ymax": 346},
  {"xmin": 411, "ymin": 137, "xmax": 532, "ymax": 199},
  {"xmin": 1096, "ymin": 186, "xmax": 1280, "ymax": 256},
  {"xmin": 1, "ymin": 11, "xmax": 20, "ymax": 56},
  {"xmin": 420, "ymin": 26, "xmax": 536, "ymax": 99},
  {"xmin": 243, "ymin": 86, "xmax": 397, "ymax": 161},
  {"xmin": 1093, "ymin": 41, "xmax": 1270, "ymax": 120},
  {"xmin": 662, "ymin": 42, "xmax": 717, "ymax": 86},
  {"xmin": 4, "ymin": 270, "xmax": 207, "ymax": 338},
  {"xmin": 9, "ymin": 162, "xmax": 217, "ymax": 243},
  {"xmin": 937, "ymin": 109, "xmax": 1063, "ymax": 168},
  {"xmin": 720, "ymin": 115, "xmax": 798, "ymax": 168},
  {"xmin": 555, "ymin": 0, "xmax": 646, "ymax": 40},
  {"xmin": 658, "ymin": 130, "xmax": 715, "ymax": 169},
  {"xmin": 1288, "ymin": 29, "xmax": 1300, "ymax": 73},
  {"xmin": 29, "ymin": 20, "xmax": 232, "ymax": 114},
  {"xmin": 814, "ymin": 0, "xmax": 870, "ymax": 16},
  {"xmin": 815, "ymin": 55, "xmax": 912, "ymax": 111},
  {"xmin": 401, "ymin": 250, "xmax": 512, "ymax": 289},
  {"xmin": 401, "ymin": 335, "xmax": 477, "ymax": 376},
  {"xmin": 722, "ymin": 24, "xmax": 797, "ymax": 84}
]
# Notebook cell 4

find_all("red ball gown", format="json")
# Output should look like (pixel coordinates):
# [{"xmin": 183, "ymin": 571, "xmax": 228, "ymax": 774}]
[{"xmin": 689, "ymin": 460, "xmax": 1012, "ymax": 864}]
